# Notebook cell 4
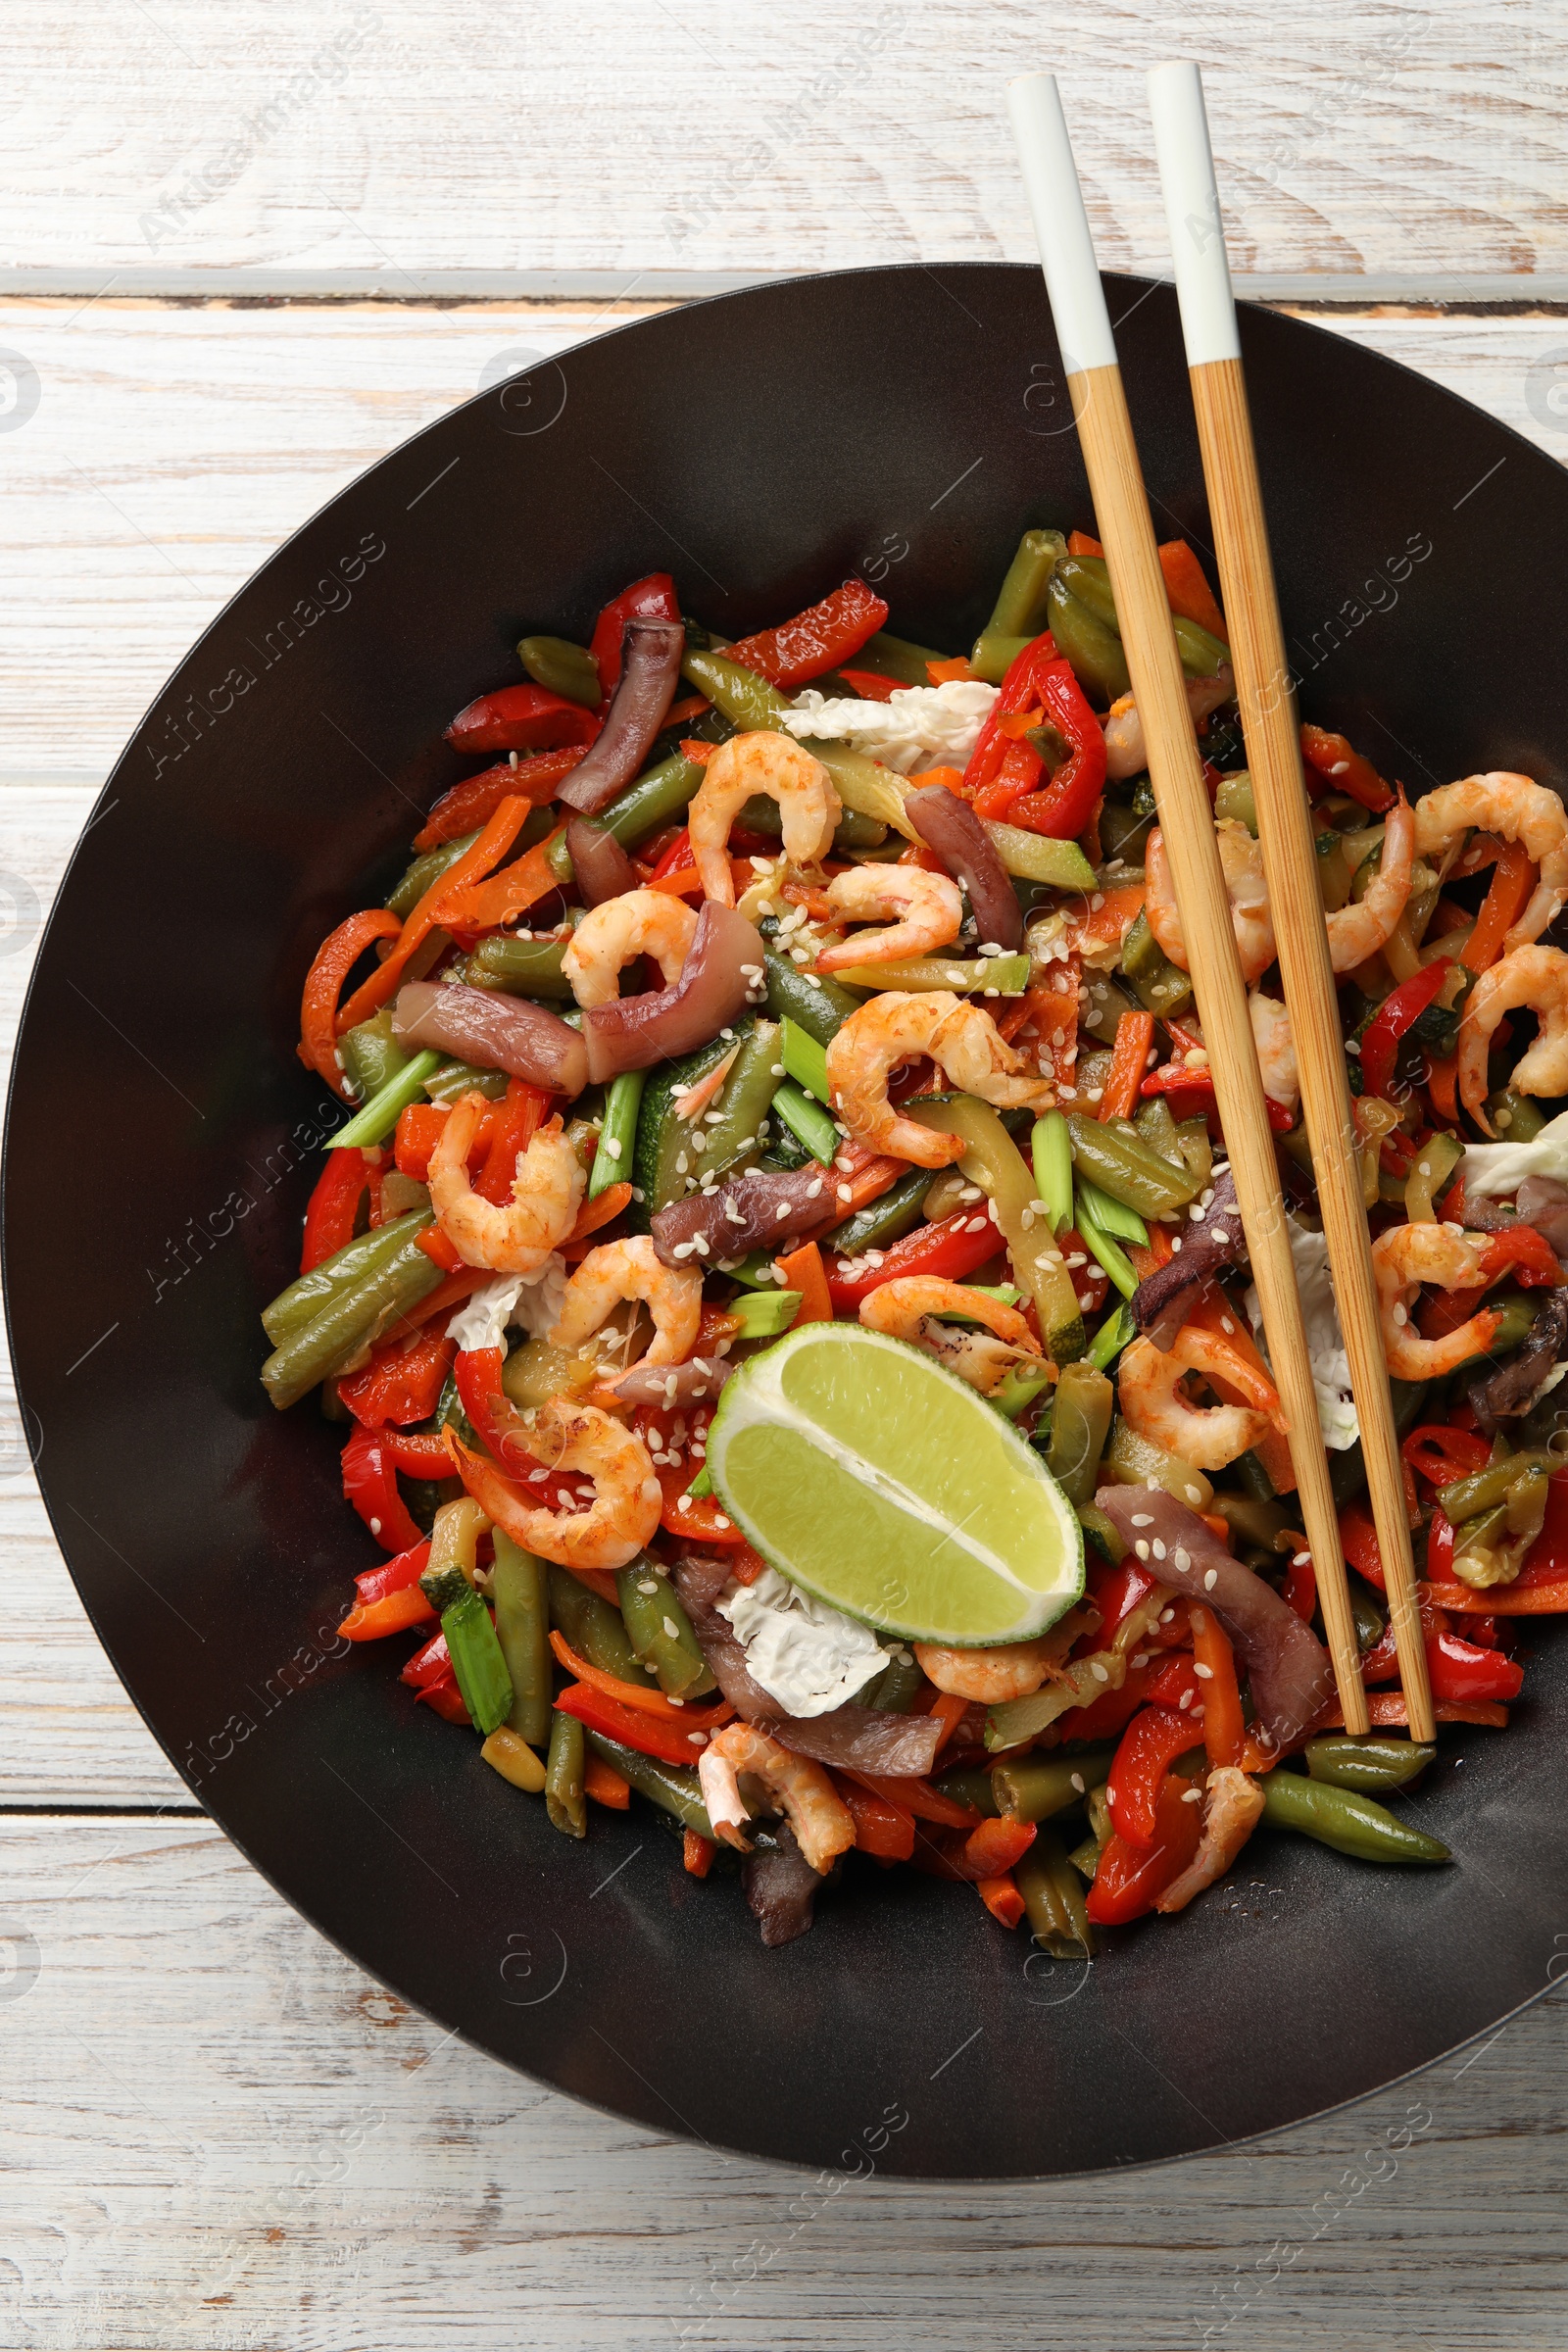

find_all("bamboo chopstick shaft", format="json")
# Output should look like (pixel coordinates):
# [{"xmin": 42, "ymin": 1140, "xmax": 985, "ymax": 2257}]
[
  {"xmin": 1187, "ymin": 358, "xmax": 1435, "ymax": 1741},
  {"xmin": 1068, "ymin": 364, "xmax": 1370, "ymax": 1736}
]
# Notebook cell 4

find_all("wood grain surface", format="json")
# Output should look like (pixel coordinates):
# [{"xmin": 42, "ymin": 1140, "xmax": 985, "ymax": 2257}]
[
  {"xmin": 4, "ymin": 1, "xmax": 1568, "ymax": 292},
  {"xmin": 1, "ymin": 287, "xmax": 1563, "ymax": 2349}
]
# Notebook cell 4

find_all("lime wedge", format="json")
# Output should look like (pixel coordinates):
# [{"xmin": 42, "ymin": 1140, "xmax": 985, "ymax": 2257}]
[{"xmin": 706, "ymin": 1323, "xmax": 1083, "ymax": 1646}]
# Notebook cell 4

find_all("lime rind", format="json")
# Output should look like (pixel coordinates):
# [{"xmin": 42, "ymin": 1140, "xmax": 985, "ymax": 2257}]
[{"xmin": 706, "ymin": 1322, "xmax": 1084, "ymax": 1647}]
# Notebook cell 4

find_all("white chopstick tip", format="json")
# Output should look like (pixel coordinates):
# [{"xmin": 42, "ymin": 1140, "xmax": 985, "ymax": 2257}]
[
  {"xmin": 1147, "ymin": 61, "xmax": 1243, "ymax": 368},
  {"xmin": 1006, "ymin": 74, "xmax": 1117, "ymax": 377}
]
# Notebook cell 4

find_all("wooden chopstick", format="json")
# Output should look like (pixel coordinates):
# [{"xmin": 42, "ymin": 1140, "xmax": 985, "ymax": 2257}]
[
  {"xmin": 1006, "ymin": 73, "xmax": 1371, "ymax": 1739},
  {"xmin": 1148, "ymin": 62, "xmax": 1434, "ymax": 1741}
]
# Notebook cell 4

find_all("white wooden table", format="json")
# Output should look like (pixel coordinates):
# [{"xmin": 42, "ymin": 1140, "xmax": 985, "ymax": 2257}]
[{"xmin": 2, "ymin": 12, "xmax": 1565, "ymax": 2345}]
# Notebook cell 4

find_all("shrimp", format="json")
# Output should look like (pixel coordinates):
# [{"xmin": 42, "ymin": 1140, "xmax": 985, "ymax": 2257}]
[
  {"xmin": 562, "ymin": 887, "xmax": 697, "ymax": 1009},
  {"xmin": 697, "ymin": 1722, "xmax": 856, "ymax": 1873},
  {"xmin": 550, "ymin": 1235, "xmax": 703, "ymax": 1386},
  {"xmin": 1456, "ymin": 944, "xmax": 1568, "ymax": 1128},
  {"xmin": 1324, "ymin": 789, "xmax": 1415, "ymax": 972},
  {"xmin": 1102, "ymin": 667, "xmax": 1236, "ymax": 782},
  {"xmin": 1147, "ymin": 820, "xmax": 1276, "ymax": 984},
  {"xmin": 688, "ymin": 731, "xmax": 841, "ymax": 906},
  {"xmin": 1414, "ymin": 771, "xmax": 1568, "ymax": 950},
  {"xmin": 1370, "ymin": 1222, "xmax": 1500, "ymax": 1380},
  {"xmin": 813, "ymin": 864, "xmax": 963, "ymax": 972},
  {"xmin": 858, "ymin": 1277, "xmax": 1042, "ymax": 1396},
  {"xmin": 429, "ymin": 1095, "xmax": 583, "ymax": 1274},
  {"xmin": 445, "ymin": 1402, "xmax": 662, "ymax": 1572},
  {"xmin": 1153, "ymin": 1767, "xmax": 1264, "ymax": 1914},
  {"xmin": 826, "ymin": 991, "xmax": 1054, "ymax": 1168},
  {"xmin": 1249, "ymin": 991, "xmax": 1299, "ymax": 1113},
  {"xmin": 913, "ymin": 1632, "xmax": 1066, "ymax": 1703},
  {"xmin": 1117, "ymin": 1328, "xmax": 1283, "ymax": 1472}
]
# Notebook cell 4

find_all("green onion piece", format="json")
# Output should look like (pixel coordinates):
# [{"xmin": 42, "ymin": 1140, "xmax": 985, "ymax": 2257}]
[
  {"xmin": 1075, "ymin": 1176, "xmax": 1149, "ymax": 1246},
  {"xmin": 968, "ymin": 1283, "xmax": 1025, "ymax": 1305},
  {"xmin": 716, "ymin": 1250, "xmax": 787, "ymax": 1288},
  {"xmin": 422, "ymin": 1580, "xmax": 514, "ymax": 1737},
  {"xmin": 1087, "ymin": 1301, "xmax": 1137, "ymax": 1371},
  {"xmin": 779, "ymin": 1015, "xmax": 832, "ymax": 1104},
  {"xmin": 329, "ymin": 1049, "xmax": 443, "ymax": 1150},
  {"xmin": 590, "ymin": 1069, "xmax": 646, "ymax": 1200},
  {"xmin": 772, "ymin": 1079, "xmax": 838, "ymax": 1165},
  {"xmin": 688, "ymin": 1464, "xmax": 714, "ymax": 1499},
  {"xmin": 1031, "ymin": 1111, "xmax": 1075, "ymax": 1237},
  {"xmin": 1073, "ymin": 1191, "xmax": 1139, "ymax": 1298},
  {"xmin": 730, "ymin": 1289, "xmax": 804, "ymax": 1339},
  {"xmin": 992, "ymin": 1361, "xmax": 1056, "ymax": 1420}
]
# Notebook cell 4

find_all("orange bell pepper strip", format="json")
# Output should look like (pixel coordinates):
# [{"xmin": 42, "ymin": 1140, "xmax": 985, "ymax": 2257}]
[
  {"xmin": 433, "ymin": 824, "xmax": 571, "ymax": 937},
  {"xmin": 962, "ymin": 1815, "xmax": 1038, "ymax": 1878},
  {"xmin": 837, "ymin": 1779, "xmax": 916, "ymax": 1861},
  {"xmin": 976, "ymin": 1874, "xmax": 1026, "ymax": 1929},
  {"xmin": 1099, "ymin": 1009, "xmax": 1155, "ymax": 1122},
  {"xmin": 584, "ymin": 1756, "xmax": 632, "ymax": 1809},
  {"xmin": 1299, "ymin": 725, "xmax": 1396, "ymax": 814},
  {"xmin": 413, "ymin": 749, "xmax": 586, "ymax": 850},
  {"xmin": 1157, "ymin": 540, "xmax": 1227, "ymax": 642},
  {"xmin": 546, "ymin": 1629, "xmax": 735, "ymax": 1730},
  {"xmin": 1190, "ymin": 1603, "xmax": 1245, "ymax": 1767},
  {"xmin": 1461, "ymin": 840, "xmax": 1534, "ymax": 975},
  {"xmin": 925, "ymin": 1690, "xmax": 969, "ymax": 1759},
  {"xmin": 299, "ymin": 907, "xmax": 404, "ymax": 1095},
  {"xmin": 773, "ymin": 1241, "xmax": 833, "ymax": 1324},
  {"xmin": 335, "ymin": 794, "xmax": 532, "ymax": 1032},
  {"xmin": 338, "ymin": 1585, "xmax": 437, "ymax": 1642}
]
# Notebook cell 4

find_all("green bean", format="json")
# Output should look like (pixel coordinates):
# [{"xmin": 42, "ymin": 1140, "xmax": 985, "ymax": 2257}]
[
  {"xmin": 1046, "ymin": 1362, "xmax": 1114, "ymax": 1506},
  {"xmin": 1080, "ymin": 972, "xmax": 1141, "ymax": 1049},
  {"xmin": 773, "ymin": 1080, "xmax": 837, "ymax": 1165},
  {"xmin": 546, "ymin": 1563, "xmax": 656, "ymax": 1686},
  {"xmin": 966, "ymin": 630, "xmax": 1027, "ymax": 686},
  {"xmin": 1437, "ymin": 1450, "xmax": 1551, "ymax": 1525},
  {"xmin": 981, "ymin": 820, "xmax": 1098, "ymax": 890},
  {"xmin": 993, "ymin": 1743, "xmax": 1116, "ymax": 1823},
  {"xmin": 933, "ymin": 1767, "xmax": 1001, "ymax": 1818},
  {"xmin": 1075, "ymin": 1176, "xmax": 1149, "ymax": 1246},
  {"xmin": 1404, "ymin": 1131, "xmax": 1464, "ymax": 1223},
  {"xmin": 1478, "ymin": 1287, "xmax": 1540, "ymax": 1356},
  {"xmin": 466, "ymin": 933, "xmax": 574, "ymax": 999},
  {"xmin": 852, "ymin": 630, "xmax": 951, "ymax": 686},
  {"xmin": 1211, "ymin": 1493, "xmax": 1295, "ymax": 1554},
  {"xmin": 422, "ymin": 1057, "xmax": 511, "ymax": 1105},
  {"xmin": 733, "ymin": 791, "xmax": 887, "ymax": 854},
  {"xmin": 1259, "ymin": 1770, "xmax": 1450, "ymax": 1864},
  {"xmin": 329, "ymin": 1050, "xmax": 443, "ymax": 1150},
  {"xmin": 691, "ymin": 1020, "xmax": 782, "ymax": 1185},
  {"xmin": 1067, "ymin": 1111, "xmax": 1198, "ymax": 1217},
  {"xmin": 1066, "ymin": 1834, "xmax": 1101, "ymax": 1881},
  {"xmin": 583, "ymin": 1731, "xmax": 715, "ymax": 1838},
  {"xmin": 1103, "ymin": 1418, "xmax": 1214, "ymax": 1511},
  {"xmin": 545, "ymin": 1710, "xmax": 587, "ymax": 1838},
  {"xmin": 986, "ymin": 528, "xmax": 1066, "ymax": 639},
  {"xmin": 516, "ymin": 632, "xmax": 602, "ymax": 708},
  {"xmin": 779, "ymin": 1016, "xmax": 829, "ymax": 1102},
  {"xmin": 822, "ymin": 1164, "xmax": 931, "ymax": 1255},
  {"xmin": 1099, "ymin": 798, "xmax": 1155, "ymax": 864},
  {"xmin": 489, "ymin": 1534, "xmax": 553, "ymax": 1746},
  {"xmin": 1174, "ymin": 1117, "xmax": 1213, "ymax": 1191},
  {"xmin": 1086, "ymin": 1781, "xmax": 1114, "ymax": 1850},
  {"xmin": 1031, "ymin": 1111, "xmax": 1075, "ymax": 1236},
  {"xmin": 261, "ymin": 1224, "xmax": 443, "ymax": 1410},
  {"xmin": 1305, "ymin": 1737, "xmax": 1437, "ymax": 1791},
  {"xmin": 1057, "ymin": 558, "xmax": 1227, "ymax": 678},
  {"xmin": 385, "ymin": 829, "xmax": 480, "ymax": 917},
  {"xmin": 1015, "ymin": 1826, "xmax": 1097, "ymax": 1957},
  {"xmin": 420, "ymin": 1566, "xmax": 514, "ymax": 1737},
  {"xmin": 338, "ymin": 1008, "xmax": 411, "ymax": 1105},
  {"xmin": 616, "ymin": 1560, "xmax": 715, "ymax": 1698},
  {"xmin": 681, "ymin": 647, "xmax": 910, "ymax": 833},
  {"xmin": 1047, "ymin": 573, "xmax": 1130, "ymax": 704},
  {"xmin": 1133, "ymin": 1095, "xmax": 1182, "ymax": 1167},
  {"xmin": 589, "ymin": 1070, "xmax": 646, "ymax": 1200},
  {"xmin": 1086, "ymin": 1302, "xmax": 1136, "ymax": 1374},
  {"xmin": 763, "ymin": 949, "xmax": 862, "ymax": 1046},
  {"xmin": 544, "ymin": 749, "xmax": 707, "ymax": 886},
  {"xmin": 861, "ymin": 1653, "xmax": 920, "ymax": 1712},
  {"xmin": 1488, "ymin": 1090, "xmax": 1547, "ymax": 1143},
  {"xmin": 1212, "ymin": 770, "xmax": 1256, "ymax": 834},
  {"xmin": 261, "ymin": 1208, "xmax": 432, "ymax": 1345}
]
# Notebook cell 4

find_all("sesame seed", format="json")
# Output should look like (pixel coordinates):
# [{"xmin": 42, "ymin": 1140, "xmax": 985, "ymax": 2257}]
[
  {"xmin": 1160, "ymin": 1607, "xmax": 1175, "ymax": 1623},
  {"xmin": 1091, "ymin": 1660, "xmax": 1110, "ymax": 1682},
  {"xmin": 638, "ymin": 1578, "xmax": 659, "ymax": 1593},
  {"xmin": 1193, "ymin": 1661, "xmax": 1213, "ymax": 1680},
  {"xmin": 1135, "ymin": 1540, "xmax": 1151, "ymax": 1560},
  {"xmin": 1173, "ymin": 1547, "xmax": 1191, "ymax": 1572},
  {"xmin": 605, "ymin": 1138, "xmax": 622, "ymax": 1158},
  {"xmin": 1292, "ymin": 1551, "xmax": 1310, "ymax": 1567},
  {"xmin": 1152, "ymin": 1539, "xmax": 1166, "ymax": 1560},
  {"xmin": 776, "ymin": 1203, "xmax": 791, "ymax": 1220},
  {"xmin": 1203, "ymin": 1568, "xmax": 1218, "ymax": 1591},
  {"xmin": 1131, "ymin": 1513, "xmax": 1153, "ymax": 1527},
  {"xmin": 662, "ymin": 1616, "xmax": 680, "ymax": 1641},
  {"xmin": 1181, "ymin": 1786, "xmax": 1202, "ymax": 1803}
]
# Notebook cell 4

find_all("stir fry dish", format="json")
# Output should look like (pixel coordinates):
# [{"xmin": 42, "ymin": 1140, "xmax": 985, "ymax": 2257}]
[{"xmin": 260, "ymin": 529, "xmax": 1568, "ymax": 1951}]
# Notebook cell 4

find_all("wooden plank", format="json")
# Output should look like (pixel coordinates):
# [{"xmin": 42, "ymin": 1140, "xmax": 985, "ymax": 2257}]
[
  {"xmin": 0, "ymin": 300, "xmax": 1563, "ymax": 784},
  {"xmin": 0, "ymin": 1813, "xmax": 1562, "ymax": 2347},
  {"xmin": 4, "ymin": 3, "xmax": 1568, "ymax": 289}
]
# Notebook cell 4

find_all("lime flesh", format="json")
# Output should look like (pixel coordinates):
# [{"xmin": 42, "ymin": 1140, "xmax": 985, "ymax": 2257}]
[{"xmin": 706, "ymin": 1322, "xmax": 1083, "ymax": 1646}]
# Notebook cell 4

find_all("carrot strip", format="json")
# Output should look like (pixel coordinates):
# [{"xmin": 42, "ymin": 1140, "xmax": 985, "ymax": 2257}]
[
  {"xmin": 927, "ymin": 1691, "xmax": 969, "ymax": 1759},
  {"xmin": 683, "ymin": 1828, "xmax": 717, "ymax": 1876},
  {"xmin": 1099, "ymin": 1009, "xmax": 1155, "ymax": 1122},
  {"xmin": 413, "ymin": 749, "xmax": 585, "ymax": 850},
  {"xmin": 337, "ymin": 1586, "xmax": 436, "ymax": 1641},
  {"xmin": 1067, "ymin": 530, "xmax": 1102, "ymax": 557},
  {"xmin": 843, "ymin": 1768, "xmax": 981, "ymax": 1828},
  {"xmin": 1183, "ymin": 1290, "xmax": 1297, "ymax": 1492},
  {"xmin": 774, "ymin": 1241, "xmax": 833, "ymax": 1324},
  {"xmin": 547, "ymin": 1628, "xmax": 735, "ymax": 1728},
  {"xmin": 562, "ymin": 1181, "xmax": 634, "ymax": 1254},
  {"xmin": 976, "ymin": 1874, "xmax": 1026, "ymax": 1929},
  {"xmin": 1190, "ymin": 1603, "xmax": 1245, "ymax": 1767},
  {"xmin": 1462, "ymin": 841, "xmax": 1534, "ymax": 975},
  {"xmin": 925, "ymin": 657, "xmax": 976, "ymax": 684},
  {"xmin": 584, "ymin": 1757, "xmax": 632, "ymax": 1808},
  {"xmin": 1428, "ymin": 1054, "xmax": 1459, "ymax": 1124},
  {"xmin": 433, "ymin": 825, "xmax": 570, "ymax": 935},
  {"xmin": 1157, "ymin": 540, "xmax": 1227, "ymax": 642},
  {"xmin": 299, "ymin": 908, "xmax": 404, "ymax": 1095},
  {"xmin": 336, "ymin": 795, "xmax": 532, "ymax": 1031}
]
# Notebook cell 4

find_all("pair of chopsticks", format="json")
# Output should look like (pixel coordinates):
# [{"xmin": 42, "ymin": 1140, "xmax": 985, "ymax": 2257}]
[{"xmin": 1008, "ymin": 69, "xmax": 1434, "ymax": 1743}]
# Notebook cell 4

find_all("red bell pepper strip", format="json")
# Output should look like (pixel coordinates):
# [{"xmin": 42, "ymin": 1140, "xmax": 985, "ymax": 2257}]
[
  {"xmin": 381, "ymin": 1428, "xmax": 455, "ymax": 1478},
  {"xmin": 1462, "ymin": 840, "xmax": 1534, "ymax": 976},
  {"xmin": 454, "ymin": 1348, "xmax": 538, "ymax": 1479},
  {"xmin": 554, "ymin": 1681, "xmax": 715, "ymax": 1769},
  {"xmin": 1426, "ymin": 1507, "xmax": 1455, "ymax": 1584},
  {"xmin": 1086, "ymin": 1554, "xmax": 1159, "ymax": 1644},
  {"xmin": 400, "ymin": 1629, "xmax": 452, "ymax": 1689},
  {"xmin": 338, "ymin": 1325, "xmax": 456, "ymax": 1429},
  {"xmin": 1145, "ymin": 1653, "xmax": 1204, "ymax": 1710},
  {"xmin": 1477, "ymin": 1226, "xmax": 1565, "ymax": 1288},
  {"xmin": 1106, "ymin": 1705, "xmax": 1206, "ymax": 1846},
  {"xmin": 444, "ymin": 684, "xmax": 602, "ymax": 757},
  {"xmin": 646, "ymin": 825, "xmax": 693, "ymax": 882},
  {"xmin": 340, "ymin": 1423, "xmax": 424, "ymax": 1554},
  {"xmin": 994, "ymin": 672, "xmax": 1107, "ymax": 838},
  {"xmin": 1340, "ymin": 1499, "xmax": 1387, "ymax": 1592},
  {"xmin": 300, "ymin": 1150, "xmax": 372, "ymax": 1272},
  {"xmin": 355, "ymin": 1536, "xmax": 432, "ymax": 1606},
  {"xmin": 1299, "ymin": 724, "xmax": 1396, "ymax": 813},
  {"xmin": 825, "ymin": 1207, "xmax": 1003, "ymax": 1311},
  {"xmin": 1427, "ymin": 1613, "xmax": 1524, "ymax": 1702},
  {"xmin": 1402, "ymin": 1425, "xmax": 1492, "ymax": 1489},
  {"xmin": 335, "ymin": 795, "xmax": 533, "ymax": 1033},
  {"xmin": 838, "ymin": 1779, "xmax": 916, "ymax": 1861},
  {"xmin": 475, "ymin": 1079, "xmax": 552, "ymax": 1205},
  {"xmin": 589, "ymin": 571, "xmax": 680, "ymax": 701},
  {"xmin": 338, "ymin": 1586, "xmax": 435, "ymax": 1642},
  {"xmin": 1135, "ymin": 1061, "xmax": 1295, "ymax": 1132},
  {"xmin": 722, "ymin": 580, "xmax": 889, "ymax": 691},
  {"xmin": 1520, "ymin": 1470, "xmax": 1568, "ymax": 1582},
  {"xmin": 1086, "ymin": 1775, "xmax": 1204, "ymax": 1925},
  {"xmin": 1190, "ymin": 1604, "xmax": 1245, "ymax": 1768},
  {"xmin": 841, "ymin": 1769, "xmax": 982, "ymax": 1828},
  {"xmin": 836, "ymin": 666, "xmax": 903, "ymax": 703},
  {"xmin": 416, "ymin": 1226, "xmax": 466, "ymax": 1274},
  {"xmin": 298, "ymin": 908, "xmax": 404, "ymax": 1097},
  {"xmin": 418, "ymin": 1672, "xmax": 471, "ymax": 1724},
  {"xmin": 1357, "ymin": 955, "xmax": 1450, "ymax": 1098},
  {"xmin": 1284, "ymin": 1545, "xmax": 1316, "ymax": 1623},
  {"xmin": 412, "ymin": 748, "xmax": 588, "ymax": 851},
  {"xmin": 684, "ymin": 1829, "xmax": 717, "ymax": 1876}
]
